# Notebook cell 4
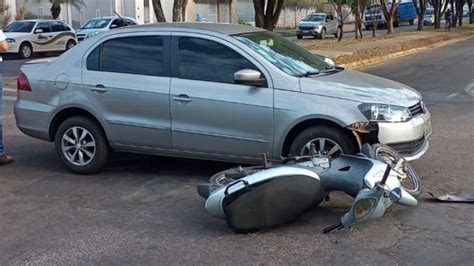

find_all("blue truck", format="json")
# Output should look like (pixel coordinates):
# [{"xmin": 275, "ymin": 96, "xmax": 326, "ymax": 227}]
[{"xmin": 364, "ymin": 2, "xmax": 417, "ymax": 30}]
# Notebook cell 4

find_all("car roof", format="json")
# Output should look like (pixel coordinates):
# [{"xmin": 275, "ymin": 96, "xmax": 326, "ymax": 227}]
[
  {"xmin": 87, "ymin": 16, "xmax": 135, "ymax": 20},
  {"xmin": 131, "ymin": 23, "xmax": 265, "ymax": 35},
  {"xmin": 13, "ymin": 19, "xmax": 67, "ymax": 23}
]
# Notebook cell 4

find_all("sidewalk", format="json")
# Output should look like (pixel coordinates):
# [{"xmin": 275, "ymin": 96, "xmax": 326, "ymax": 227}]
[{"xmin": 300, "ymin": 24, "xmax": 474, "ymax": 68}]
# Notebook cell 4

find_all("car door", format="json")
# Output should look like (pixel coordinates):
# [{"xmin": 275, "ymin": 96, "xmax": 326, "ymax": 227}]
[
  {"xmin": 82, "ymin": 33, "xmax": 172, "ymax": 149},
  {"xmin": 49, "ymin": 21, "xmax": 68, "ymax": 51},
  {"xmin": 169, "ymin": 34, "xmax": 274, "ymax": 159},
  {"xmin": 326, "ymin": 15, "xmax": 336, "ymax": 34},
  {"xmin": 32, "ymin": 21, "xmax": 54, "ymax": 52}
]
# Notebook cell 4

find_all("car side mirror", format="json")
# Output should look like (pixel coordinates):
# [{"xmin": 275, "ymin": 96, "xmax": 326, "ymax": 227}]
[
  {"xmin": 34, "ymin": 29, "xmax": 43, "ymax": 34},
  {"xmin": 234, "ymin": 69, "xmax": 267, "ymax": 87},
  {"xmin": 110, "ymin": 24, "xmax": 118, "ymax": 29}
]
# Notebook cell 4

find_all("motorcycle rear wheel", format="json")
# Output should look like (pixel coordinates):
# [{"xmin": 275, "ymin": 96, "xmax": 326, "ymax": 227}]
[{"xmin": 372, "ymin": 144, "xmax": 422, "ymax": 197}]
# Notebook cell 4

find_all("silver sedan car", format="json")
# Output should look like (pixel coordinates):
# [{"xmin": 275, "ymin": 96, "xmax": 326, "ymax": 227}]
[{"xmin": 14, "ymin": 23, "xmax": 432, "ymax": 174}]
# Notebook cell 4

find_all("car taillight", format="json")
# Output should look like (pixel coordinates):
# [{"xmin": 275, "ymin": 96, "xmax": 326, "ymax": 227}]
[{"xmin": 17, "ymin": 72, "xmax": 32, "ymax": 92}]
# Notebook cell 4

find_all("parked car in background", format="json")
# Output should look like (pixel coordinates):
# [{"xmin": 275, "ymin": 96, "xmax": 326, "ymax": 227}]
[
  {"xmin": 364, "ymin": 2, "xmax": 417, "ymax": 30},
  {"xmin": 423, "ymin": 8, "xmax": 435, "ymax": 26},
  {"xmin": 1, "ymin": 20, "xmax": 76, "ymax": 59},
  {"xmin": 297, "ymin": 13, "xmax": 341, "ymax": 39},
  {"xmin": 76, "ymin": 16, "xmax": 137, "ymax": 41},
  {"xmin": 15, "ymin": 23, "xmax": 431, "ymax": 174}
]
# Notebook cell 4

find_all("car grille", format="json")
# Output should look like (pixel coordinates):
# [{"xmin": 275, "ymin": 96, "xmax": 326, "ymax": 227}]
[
  {"xmin": 408, "ymin": 101, "xmax": 424, "ymax": 117},
  {"xmin": 299, "ymin": 26, "xmax": 315, "ymax": 31},
  {"xmin": 388, "ymin": 137, "xmax": 426, "ymax": 156}
]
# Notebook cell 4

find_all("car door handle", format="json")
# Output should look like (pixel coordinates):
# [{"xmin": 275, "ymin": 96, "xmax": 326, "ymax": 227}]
[
  {"xmin": 173, "ymin": 94, "xmax": 192, "ymax": 104},
  {"xmin": 90, "ymin": 84, "xmax": 108, "ymax": 93}
]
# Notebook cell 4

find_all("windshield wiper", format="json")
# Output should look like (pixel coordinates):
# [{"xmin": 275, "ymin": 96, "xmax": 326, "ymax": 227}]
[
  {"xmin": 297, "ymin": 70, "xmax": 320, "ymax": 77},
  {"xmin": 320, "ymin": 65, "xmax": 345, "ymax": 73}
]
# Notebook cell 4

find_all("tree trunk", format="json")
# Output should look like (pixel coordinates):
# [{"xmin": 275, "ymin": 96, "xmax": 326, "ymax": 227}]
[
  {"xmin": 386, "ymin": 15, "xmax": 395, "ymax": 34},
  {"xmin": 151, "ymin": 0, "xmax": 166, "ymax": 22},
  {"xmin": 380, "ymin": 0, "xmax": 396, "ymax": 34},
  {"xmin": 253, "ymin": 0, "xmax": 284, "ymax": 31},
  {"xmin": 182, "ymin": 0, "xmax": 188, "ymax": 21},
  {"xmin": 51, "ymin": 3, "xmax": 61, "ymax": 19},
  {"xmin": 415, "ymin": 0, "xmax": 426, "ymax": 30},
  {"xmin": 469, "ymin": 1, "xmax": 473, "ymax": 24},
  {"xmin": 417, "ymin": 13, "xmax": 424, "ymax": 30},
  {"xmin": 173, "ymin": 0, "xmax": 186, "ymax": 22}
]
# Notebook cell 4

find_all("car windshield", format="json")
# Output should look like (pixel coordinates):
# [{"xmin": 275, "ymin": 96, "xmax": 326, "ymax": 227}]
[
  {"xmin": 3, "ymin": 21, "xmax": 36, "ymax": 33},
  {"xmin": 302, "ymin": 14, "xmax": 325, "ymax": 22},
  {"xmin": 425, "ymin": 9, "xmax": 434, "ymax": 15},
  {"xmin": 81, "ymin": 19, "xmax": 111, "ymax": 29},
  {"xmin": 366, "ymin": 5, "xmax": 382, "ymax": 14},
  {"xmin": 234, "ymin": 31, "xmax": 329, "ymax": 77}
]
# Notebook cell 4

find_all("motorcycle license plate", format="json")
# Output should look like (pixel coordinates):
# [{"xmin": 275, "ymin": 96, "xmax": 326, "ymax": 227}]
[{"xmin": 424, "ymin": 120, "xmax": 432, "ymax": 137}]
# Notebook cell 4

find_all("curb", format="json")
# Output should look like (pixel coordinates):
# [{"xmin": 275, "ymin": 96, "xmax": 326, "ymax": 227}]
[{"xmin": 340, "ymin": 35, "xmax": 473, "ymax": 69}]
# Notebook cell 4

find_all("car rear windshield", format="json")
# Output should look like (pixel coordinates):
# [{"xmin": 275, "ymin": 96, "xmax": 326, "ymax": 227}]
[
  {"xmin": 234, "ymin": 31, "xmax": 329, "ymax": 77},
  {"xmin": 302, "ymin": 14, "xmax": 325, "ymax": 22},
  {"xmin": 81, "ymin": 19, "xmax": 111, "ymax": 29},
  {"xmin": 4, "ymin": 21, "xmax": 36, "ymax": 33}
]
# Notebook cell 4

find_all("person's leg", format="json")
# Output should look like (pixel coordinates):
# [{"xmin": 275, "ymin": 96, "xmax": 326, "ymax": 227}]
[{"xmin": 0, "ymin": 72, "xmax": 13, "ymax": 165}]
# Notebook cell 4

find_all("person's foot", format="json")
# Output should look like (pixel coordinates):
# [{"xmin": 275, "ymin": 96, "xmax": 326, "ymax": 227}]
[{"xmin": 0, "ymin": 155, "xmax": 13, "ymax": 166}]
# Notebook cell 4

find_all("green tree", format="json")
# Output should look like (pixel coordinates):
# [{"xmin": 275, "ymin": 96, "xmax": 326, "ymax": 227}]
[{"xmin": 29, "ymin": 0, "xmax": 84, "ymax": 20}]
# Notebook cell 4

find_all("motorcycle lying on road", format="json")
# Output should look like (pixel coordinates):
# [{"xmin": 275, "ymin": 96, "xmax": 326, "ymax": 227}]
[{"xmin": 197, "ymin": 144, "xmax": 420, "ymax": 234}]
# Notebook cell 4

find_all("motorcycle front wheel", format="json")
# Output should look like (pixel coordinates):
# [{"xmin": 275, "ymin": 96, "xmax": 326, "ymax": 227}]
[{"xmin": 372, "ymin": 144, "xmax": 422, "ymax": 197}]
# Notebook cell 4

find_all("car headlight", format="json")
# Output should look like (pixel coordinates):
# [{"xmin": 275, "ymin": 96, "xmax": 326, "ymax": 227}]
[
  {"xmin": 353, "ymin": 198, "xmax": 376, "ymax": 219},
  {"xmin": 6, "ymin": 38, "xmax": 15, "ymax": 43},
  {"xmin": 358, "ymin": 103, "xmax": 412, "ymax": 122},
  {"xmin": 86, "ymin": 32, "xmax": 100, "ymax": 39}
]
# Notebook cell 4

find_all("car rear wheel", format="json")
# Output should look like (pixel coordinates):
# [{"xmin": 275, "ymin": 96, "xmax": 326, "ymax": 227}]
[
  {"xmin": 297, "ymin": 34, "xmax": 303, "ymax": 39},
  {"xmin": 289, "ymin": 125, "xmax": 357, "ymax": 158},
  {"xmin": 66, "ymin": 40, "xmax": 76, "ymax": 51},
  {"xmin": 334, "ymin": 27, "xmax": 341, "ymax": 38},
  {"xmin": 55, "ymin": 116, "xmax": 110, "ymax": 174},
  {"xmin": 19, "ymin": 43, "xmax": 33, "ymax": 59}
]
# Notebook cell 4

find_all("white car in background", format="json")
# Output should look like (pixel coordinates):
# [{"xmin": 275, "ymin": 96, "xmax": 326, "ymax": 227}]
[
  {"xmin": 2, "ymin": 20, "xmax": 77, "ymax": 59},
  {"xmin": 76, "ymin": 16, "xmax": 137, "ymax": 41}
]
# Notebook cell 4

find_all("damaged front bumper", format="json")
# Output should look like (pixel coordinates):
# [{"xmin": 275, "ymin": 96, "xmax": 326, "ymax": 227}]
[{"xmin": 349, "ymin": 110, "xmax": 432, "ymax": 161}]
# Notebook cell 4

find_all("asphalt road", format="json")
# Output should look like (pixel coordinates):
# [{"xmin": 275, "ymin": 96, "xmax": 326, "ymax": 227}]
[{"xmin": 0, "ymin": 38, "xmax": 473, "ymax": 264}]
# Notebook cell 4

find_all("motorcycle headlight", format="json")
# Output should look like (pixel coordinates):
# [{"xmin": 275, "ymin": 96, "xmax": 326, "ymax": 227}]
[
  {"xmin": 353, "ymin": 198, "xmax": 376, "ymax": 219},
  {"xmin": 358, "ymin": 103, "xmax": 412, "ymax": 122}
]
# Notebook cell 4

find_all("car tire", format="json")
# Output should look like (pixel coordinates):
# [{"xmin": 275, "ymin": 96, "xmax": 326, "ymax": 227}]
[
  {"xmin": 288, "ymin": 125, "xmax": 357, "ymax": 158},
  {"xmin": 297, "ymin": 34, "xmax": 303, "ymax": 39},
  {"xmin": 319, "ymin": 28, "xmax": 326, "ymax": 39},
  {"xmin": 334, "ymin": 27, "xmax": 341, "ymax": 38},
  {"xmin": 19, "ymin": 42, "xmax": 33, "ymax": 59},
  {"xmin": 55, "ymin": 116, "xmax": 110, "ymax": 175},
  {"xmin": 409, "ymin": 19, "xmax": 414, "ymax": 25},
  {"xmin": 66, "ymin": 40, "xmax": 76, "ymax": 51}
]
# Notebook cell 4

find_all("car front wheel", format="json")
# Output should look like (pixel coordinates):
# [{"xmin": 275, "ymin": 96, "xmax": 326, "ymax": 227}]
[
  {"xmin": 288, "ymin": 125, "xmax": 357, "ymax": 158},
  {"xmin": 55, "ymin": 116, "xmax": 110, "ymax": 174},
  {"xmin": 19, "ymin": 43, "xmax": 33, "ymax": 59}
]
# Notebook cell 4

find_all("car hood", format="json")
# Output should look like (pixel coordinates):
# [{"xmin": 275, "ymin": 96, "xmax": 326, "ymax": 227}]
[
  {"xmin": 4, "ymin": 32, "xmax": 30, "ymax": 38},
  {"xmin": 76, "ymin": 28, "xmax": 108, "ymax": 35},
  {"xmin": 299, "ymin": 21, "xmax": 323, "ymax": 27},
  {"xmin": 300, "ymin": 69, "xmax": 421, "ymax": 107}
]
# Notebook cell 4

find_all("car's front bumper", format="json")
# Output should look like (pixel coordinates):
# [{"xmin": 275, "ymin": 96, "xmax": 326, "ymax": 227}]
[
  {"xmin": 297, "ymin": 29, "xmax": 322, "ymax": 37},
  {"xmin": 377, "ymin": 110, "xmax": 432, "ymax": 161}
]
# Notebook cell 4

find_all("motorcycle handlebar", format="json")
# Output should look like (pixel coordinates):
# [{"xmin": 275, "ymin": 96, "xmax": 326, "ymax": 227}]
[
  {"xmin": 379, "ymin": 165, "xmax": 391, "ymax": 186},
  {"xmin": 322, "ymin": 222, "xmax": 343, "ymax": 234}
]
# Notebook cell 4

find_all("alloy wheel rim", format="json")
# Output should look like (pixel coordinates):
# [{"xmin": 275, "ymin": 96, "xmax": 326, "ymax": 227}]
[
  {"xmin": 61, "ymin": 126, "xmax": 96, "ymax": 166},
  {"xmin": 23, "ymin": 46, "xmax": 31, "ymax": 58},
  {"xmin": 300, "ymin": 138, "xmax": 343, "ymax": 157}
]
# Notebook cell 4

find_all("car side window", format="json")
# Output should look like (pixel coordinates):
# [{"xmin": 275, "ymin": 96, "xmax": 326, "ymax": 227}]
[
  {"xmin": 87, "ymin": 36, "xmax": 165, "ymax": 76},
  {"xmin": 177, "ymin": 37, "xmax": 260, "ymax": 84},
  {"xmin": 111, "ymin": 19, "xmax": 123, "ymax": 28},
  {"xmin": 35, "ymin": 22, "xmax": 51, "ymax": 33},
  {"xmin": 51, "ymin": 21, "xmax": 65, "ymax": 32}
]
